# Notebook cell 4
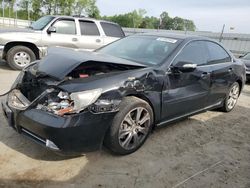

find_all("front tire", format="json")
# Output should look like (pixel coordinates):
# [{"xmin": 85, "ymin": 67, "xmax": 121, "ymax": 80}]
[
  {"xmin": 104, "ymin": 97, "xmax": 154, "ymax": 155},
  {"xmin": 6, "ymin": 45, "xmax": 36, "ymax": 70},
  {"xmin": 221, "ymin": 82, "xmax": 240, "ymax": 112}
]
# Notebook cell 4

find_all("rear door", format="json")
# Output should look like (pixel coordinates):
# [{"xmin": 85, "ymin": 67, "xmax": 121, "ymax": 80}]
[
  {"xmin": 161, "ymin": 41, "xmax": 211, "ymax": 121},
  {"xmin": 77, "ymin": 20, "xmax": 103, "ymax": 51},
  {"xmin": 100, "ymin": 22, "xmax": 125, "ymax": 45},
  {"xmin": 42, "ymin": 18, "xmax": 78, "ymax": 48},
  {"xmin": 204, "ymin": 41, "xmax": 234, "ymax": 106}
]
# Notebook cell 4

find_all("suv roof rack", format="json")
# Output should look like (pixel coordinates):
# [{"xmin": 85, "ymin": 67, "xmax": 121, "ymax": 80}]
[{"xmin": 72, "ymin": 15, "xmax": 86, "ymax": 18}]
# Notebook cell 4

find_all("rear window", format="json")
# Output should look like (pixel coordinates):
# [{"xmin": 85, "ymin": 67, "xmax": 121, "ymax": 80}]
[
  {"xmin": 100, "ymin": 22, "xmax": 125, "ymax": 38},
  {"xmin": 79, "ymin": 21, "xmax": 100, "ymax": 36},
  {"xmin": 205, "ymin": 41, "xmax": 231, "ymax": 64}
]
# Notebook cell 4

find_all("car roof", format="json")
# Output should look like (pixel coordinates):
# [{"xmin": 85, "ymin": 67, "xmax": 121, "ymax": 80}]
[
  {"xmin": 50, "ymin": 15, "xmax": 120, "ymax": 25},
  {"xmin": 138, "ymin": 32, "xmax": 210, "ymax": 41}
]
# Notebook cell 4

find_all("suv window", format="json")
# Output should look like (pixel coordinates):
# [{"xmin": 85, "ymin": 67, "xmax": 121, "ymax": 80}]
[
  {"xmin": 173, "ymin": 41, "xmax": 209, "ymax": 66},
  {"xmin": 206, "ymin": 41, "xmax": 231, "ymax": 64},
  {"xmin": 100, "ymin": 22, "xmax": 125, "ymax": 38},
  {"xmin": 79, "ymin": 21, "xmax": 100, "ymax": 36},
  {"xmin": 53, "ymin": 19, "xmax": 76, "ymax": 35}
]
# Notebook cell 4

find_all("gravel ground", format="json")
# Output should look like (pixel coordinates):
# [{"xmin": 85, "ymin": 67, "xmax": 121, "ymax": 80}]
[{"xmin": 0, "ymin": 61, "xmax": 249, "ymax": 188}]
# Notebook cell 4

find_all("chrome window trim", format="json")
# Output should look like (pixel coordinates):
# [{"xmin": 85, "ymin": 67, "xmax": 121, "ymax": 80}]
[{"xmin": 168, "ymin": 39, "xmax": 233, "ymax": 68}]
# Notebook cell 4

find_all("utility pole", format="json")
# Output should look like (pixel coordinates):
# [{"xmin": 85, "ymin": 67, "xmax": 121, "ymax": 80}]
[
  {"xmin": 219, "ymin": 24, "xmax": 225, "ymax": 42},
  {"xmin": 2, "ymin": 0, "xmax": 5, "ymax": 25},
  {"xmin": 27, "ymin": 1, "xmax": 30, "ymax": 22},
  {"xmin": 8, "ymin": 1, "xmax": 10, "ymax": 26}
]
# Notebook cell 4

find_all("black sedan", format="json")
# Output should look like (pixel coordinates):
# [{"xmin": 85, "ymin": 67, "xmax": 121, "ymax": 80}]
[{"xmin": 1, "ymin": 33, "xmax": 246, "ymax": 155}]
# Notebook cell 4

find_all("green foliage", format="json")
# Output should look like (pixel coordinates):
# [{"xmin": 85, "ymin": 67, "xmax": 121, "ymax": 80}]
[
  {"xmin": 102, "ymin": 9, "xmax": 147, "ymax": 28},
  {"xmin": 0, "ymin": 0, "xmax": 196, "ymax": 31},
  {"xmin": 103, "ymin": 10, "xmax": 196, "ymax": 31},
  {"xmin": 0, "ymin": 0, "xmax": 100, "ymax": 20}
]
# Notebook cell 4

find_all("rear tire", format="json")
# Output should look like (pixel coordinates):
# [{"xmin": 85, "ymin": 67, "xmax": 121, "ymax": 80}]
[
  {"xmin": 6, "ymin": 45, "xmax": 36, "ymax": 70},
  {"xmin": 220, "ymin": 82, "xmax": 240, "ymax": 112},
  {"xmin": 104, "ymin": 97, "xmax": 154, "ymax": 155}
]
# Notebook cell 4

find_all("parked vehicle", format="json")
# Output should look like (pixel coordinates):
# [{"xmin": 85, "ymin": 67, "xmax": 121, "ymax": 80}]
[
  {"xmin": 0, "ymin": 15, "xmax": 125, "ymax": 70},
  {"xmin": 239, "ymin": 52, "xmax": 250, "ymax": 80},
  {"xmin": 2, "ymin": 33, "xmax": 246, "ymax": 155}
]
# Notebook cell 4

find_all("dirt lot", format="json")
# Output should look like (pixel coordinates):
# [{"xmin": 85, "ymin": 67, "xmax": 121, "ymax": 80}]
[{"xmin": 0, "ymin": 61, "xmax": 249, "ymax": 188}]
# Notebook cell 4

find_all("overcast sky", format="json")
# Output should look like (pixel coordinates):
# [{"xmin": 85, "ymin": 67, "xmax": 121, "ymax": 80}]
[{"xmin": 96, "ymin": 0, "xmax": 250, "ymax": 34}]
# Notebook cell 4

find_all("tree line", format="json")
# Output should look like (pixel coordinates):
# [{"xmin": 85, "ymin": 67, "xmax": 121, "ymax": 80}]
[{"xmin": 0, "ymin": 0, "xmax": 196, "ymax": 31}]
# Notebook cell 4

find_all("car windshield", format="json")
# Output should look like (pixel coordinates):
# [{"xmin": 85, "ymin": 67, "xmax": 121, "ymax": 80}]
[
  {"xmin": 98, "ymin": 35, "xmax": 181, "ymax": 66},
  {"xmin": 31, "ymin": 16, "xmax": 55, "ymax": 30},
  {"xmin": 242, "ymin": 53, "xmax": 250, "ymax": 60}
]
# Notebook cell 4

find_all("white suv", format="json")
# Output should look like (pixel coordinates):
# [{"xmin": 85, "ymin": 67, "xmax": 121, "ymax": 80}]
[{"xmin": 0, "ymin": 15, "xmax": 125, "ymax": 70}]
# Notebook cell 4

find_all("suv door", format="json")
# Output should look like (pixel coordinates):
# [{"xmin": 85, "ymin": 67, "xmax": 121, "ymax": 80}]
[
  {"xmin": 205, "ymin": 41, "xmax": 234, "ymax": 106},
  {"xmin": 161, "ymin": 41, "xmax": 211, "ymax": 121},
  {"xmin": 42, "ymin": 18, "xmax": 78, "ymax": 48},
  {"xmin": 77, "ymin": 20, "xmax": 103, "ymax": 51},
  {"xmin": 100, "ymin": 22, "xmax": 125, "ymax": 45}
]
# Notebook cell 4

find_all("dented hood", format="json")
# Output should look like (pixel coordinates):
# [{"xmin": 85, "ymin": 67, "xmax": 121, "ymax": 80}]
[{"xmin": 37, "ymin": 47, "xmax": 147, "ymax": 80}]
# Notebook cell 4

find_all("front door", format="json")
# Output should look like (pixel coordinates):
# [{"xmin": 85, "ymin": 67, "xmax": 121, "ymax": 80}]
[
  {"xmin": 161, "ymin": 41, "xmax": 211, "ymax": 121},
  {"xmin": 42, "ymin": 18, "xmax": 79, "ymax": 49}
]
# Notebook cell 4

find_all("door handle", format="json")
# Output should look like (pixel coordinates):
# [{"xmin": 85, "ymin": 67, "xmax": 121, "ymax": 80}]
[
  {"xmin": 96, "ymin": 39, "xmax": 101, "ymax": 43},
  {"xmin": 201, "ymin": 72, "xmax": 210, "ymax": 79},
  {"xmin": 228, "ymin": 68, "xmax": 233, "ymax": 73},
  {"xmin": 72, "ymin": 38, "xmax": 78, "ymax": 42}
]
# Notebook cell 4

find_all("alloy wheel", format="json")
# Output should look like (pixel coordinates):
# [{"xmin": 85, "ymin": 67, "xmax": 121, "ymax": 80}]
[
  {"xmin": 227, "ymin": 84, "xmax": 240, "ymax": 110},
  {"xmin": 13, "ymin": 51, "xmax": 31, "ymax": 67},
  {"xmin": 118, "ymin": 107, "xmax": 151, "ymax": 150}
]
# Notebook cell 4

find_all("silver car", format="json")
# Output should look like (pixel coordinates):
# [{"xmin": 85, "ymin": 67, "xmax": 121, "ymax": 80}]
[{"xmin": 0, "ymin": 15, "xmax": 125, "ymax": 70}]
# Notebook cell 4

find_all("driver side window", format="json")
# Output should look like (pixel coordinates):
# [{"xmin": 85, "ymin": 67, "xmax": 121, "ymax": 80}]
[
  {"xmin": 173, "ymin": 41, "xmax": 209, "ymax": 66},
  {"xmin": 52, "ymin": 19, "xmax": 76, "ymax": 35}
]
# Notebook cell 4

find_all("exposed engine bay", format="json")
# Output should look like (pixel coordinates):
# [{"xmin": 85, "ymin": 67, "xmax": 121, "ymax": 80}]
[
  {"xmin": 36, "ymin": 91, "xmax": 74, "ymax": 116},
  {"xmin": 67, "ymin": 61, "xmax": 140, "ymax": 79},
  {"xmin": 14, "ymin": 61, "xmax": 140, "ymax": 116}
]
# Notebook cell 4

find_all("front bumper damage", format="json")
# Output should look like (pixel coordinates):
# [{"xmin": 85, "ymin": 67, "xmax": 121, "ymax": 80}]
[{"xmin": 1, "ymin": 89, "xmax": 117, "ymax": 154}]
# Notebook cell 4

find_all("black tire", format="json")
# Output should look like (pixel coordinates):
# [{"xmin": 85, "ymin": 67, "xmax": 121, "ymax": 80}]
[
  {"xmin": 220, "ymin": 82, "xmax": 240, "ymax": 112},
  {"xmin": 6, "ymin": 45, "xmax": 36, "ymax": 70},
  {"xmin": 104, "ymin": 96, "xmax": 154, "ymax": 155}
]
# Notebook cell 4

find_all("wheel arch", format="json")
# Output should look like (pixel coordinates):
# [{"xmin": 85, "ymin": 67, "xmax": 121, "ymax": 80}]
[
  {"xmin": 126, "ymin": 94, "xmax": 156, "ymax": 127},
  {"xmin": 236, "ymin": 79, "xmax": 243, "ymax": 94},
  {"xmin": 3, "ymin": 42, "xmax": 40, "ymax": 60}
]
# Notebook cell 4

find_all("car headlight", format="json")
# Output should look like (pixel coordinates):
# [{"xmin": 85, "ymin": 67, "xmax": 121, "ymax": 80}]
[
  {"xmin": 37, "ymin": 88, "xmax": 102, "ymax": 116},
  {"xmin": 8, "ymin": 89, "xmax": 31, "ymax": 110},
  {"xmin": 70, "ymin": 88, "xmax": 102, "ymax": 113}
]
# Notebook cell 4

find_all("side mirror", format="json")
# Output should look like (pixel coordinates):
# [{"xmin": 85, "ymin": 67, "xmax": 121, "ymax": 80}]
[
  {"xmin": 47, "ymin": 26, "xmax": 56, "ymax": 34},
  {"xmin": 173, "ymin": 62, "xmax": 197, "ymax": 73}
]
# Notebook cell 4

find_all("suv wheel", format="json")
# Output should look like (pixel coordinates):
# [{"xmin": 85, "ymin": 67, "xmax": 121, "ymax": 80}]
[
  {"xmin": 104, "ymin": 97, "xmax": 154, "ymax": 155},
  {"xmin": 6, "ymin": 46, "xmax": 36, "ymax": 70}
]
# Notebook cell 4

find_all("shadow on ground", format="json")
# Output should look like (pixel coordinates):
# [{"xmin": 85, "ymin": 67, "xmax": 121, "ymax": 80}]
[
  {"xmin": 0, "ymin": 103, "xmax": 249, "ymax": 188},
  {"xmin": 0, "ymin": 61, "xmax": 14, "ymax": 71}
]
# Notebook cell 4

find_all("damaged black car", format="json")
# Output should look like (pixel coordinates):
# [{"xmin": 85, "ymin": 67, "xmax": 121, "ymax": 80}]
[{"xmin": 1, "ymin": 33, "xmax": 246, "ymax": 155}]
